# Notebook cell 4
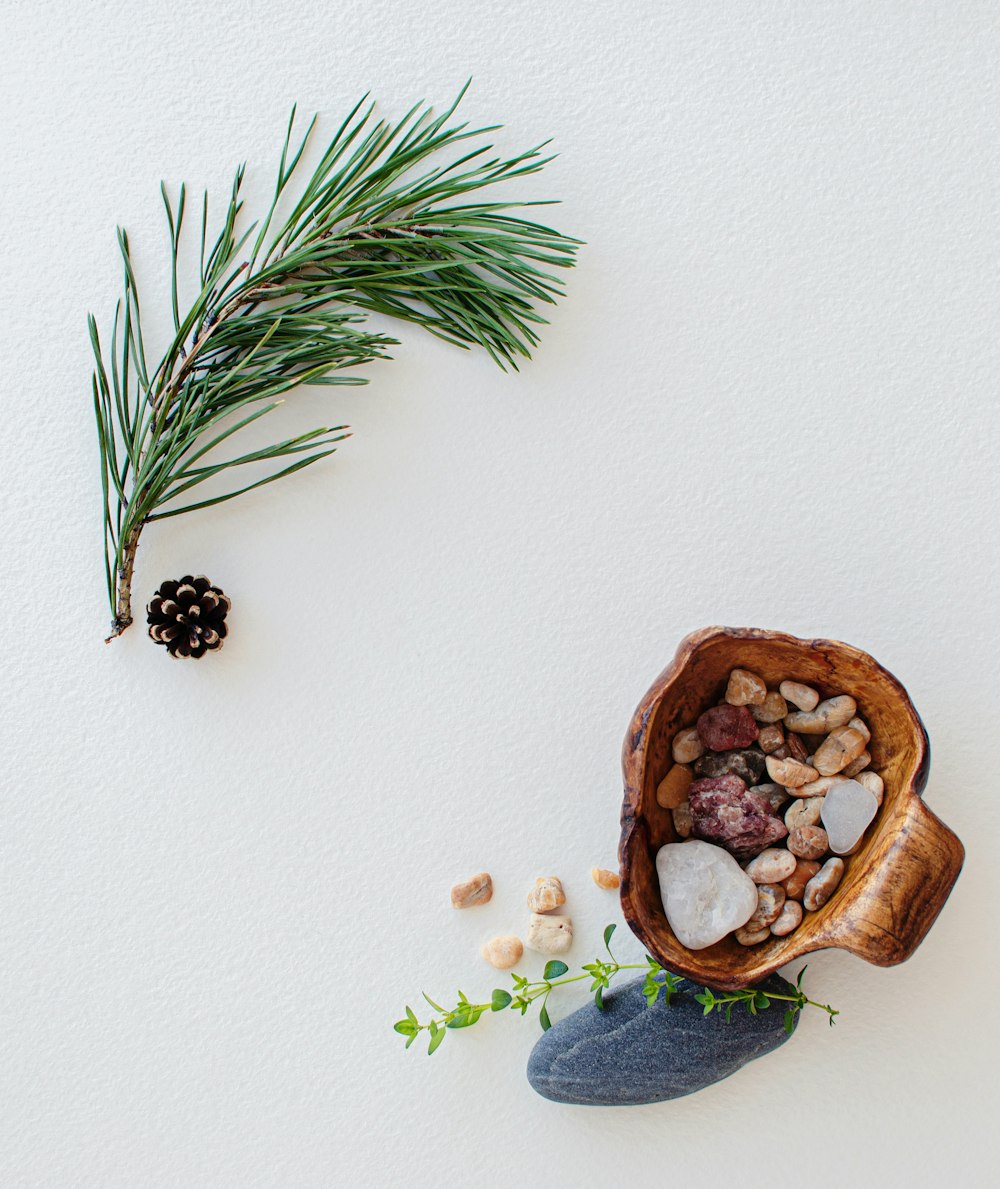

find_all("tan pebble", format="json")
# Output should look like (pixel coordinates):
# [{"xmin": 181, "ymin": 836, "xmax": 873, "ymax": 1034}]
[
  {"xmin": 785, "ymin": 732, "xmax": 810, "ymax": 763},
  {"xmin": 765, "ymin": 755, "xmax": 819, "ymax": 788},
  {"xmin": 785, "ymin": 797, "xmax": 823, "ymax": 832},
  {"xmin": 798, "ymin": 774, "xmax": 849, "ymax": 798},
  {"xmin": 750, "ymin": 691, "xmax": 788, "ymax": 723},
  {"xmin": 770, "ymin": 899, "xmax": 803, "ymax": 937},
  {"xmin": 803, "ymin": 857, "xmax": 845, "ymax": 911},
  {"xmin": 745, "ymin": 883, "xmax": 786, "ymax": 930},
  {"xmin": 481, "ymin": 936, "xmax": 523, "ymax": 969},
  {"xmin": 842, "ymin": 751, "xmax": 872, "ymax": 778},
  {"xmin": 451, "ymin": 872, "xmax": 493, "ymax": 909},
  {"xmin": 672, "ymin": 800, "xmax": 693, "ymax": 838},
  {"xmin": 526, "ymin": 913, "xmax": 573, "ymax": 955},
  {"xmin": 787, "ymin": 825, "xmax": 830, "ymax": 860},
  {"xmin": 672, "ymin": 727, "xmax": 704, "ymax": 764},
  {"xmin": 848, "ymin": 716, "xmax": 871, "ymax": 742},
  {"xmin": 782, "ymin": 859, "xmax": 821, "ymax": 901},
  {"xmin": 527, "ymin": 876, "xmax": 566, "ymax": 913},
  {"xmin": 785, "ymin": 695, "xmax": 857, "ymax": 734},
  {"xmin": 758, "ymin": 723, "xmax": 785, "ymax": 754},
  {"xmin": 735, "ymin": 923, "xmax": 772, "ymax": 946},
  {"xmin": 751, "ymin": 782, "xmax": 789, "ymax": 812},
  {"xmin": 856, "ymin": 770, "xmax": 884, "ymax": 806},
  {"xmin": 745, "ymin": 848, "xmax": 797, "ymax": 884},
  {"xmin": 656, "ymin": 763, "xmax": 693, "ymax": 809},
  {"xmin": 725, "ymin": 668, "xmax": 767, "ymax": 706},
  {"xmin": 591, "ymin": 867, "xmax": 620, "ymax": 890},
  {"xmin": 779, "ymin": 681, "xmax": 820, "ymax": 712},
  {"xmin": 813, "ymin": 726, "xmax": 868, "ymax": 776}
]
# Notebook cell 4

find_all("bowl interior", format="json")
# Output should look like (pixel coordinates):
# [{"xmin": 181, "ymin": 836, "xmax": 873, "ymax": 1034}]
[{"xmin": 620, "ymin": 629, "xmax": 928, "ymax": 988}]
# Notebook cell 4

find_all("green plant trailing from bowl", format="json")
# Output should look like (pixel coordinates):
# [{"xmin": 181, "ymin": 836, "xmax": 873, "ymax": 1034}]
[
  {"xmin": 90, "ymin": 83, "xmax": 579, "ymax": 641},
  {"xmin": 394, "ymin": 924, "xmax": 838, "ymax": 1055}
]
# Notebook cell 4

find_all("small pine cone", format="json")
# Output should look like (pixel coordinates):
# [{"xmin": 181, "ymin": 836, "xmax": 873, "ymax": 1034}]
[{"xmin": 147, "ymin": 575, "xmax": 230, "ymax": 659}]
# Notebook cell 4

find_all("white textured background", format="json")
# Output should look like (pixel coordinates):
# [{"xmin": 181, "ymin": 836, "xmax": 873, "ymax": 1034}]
[{"xmin": 1, "ymin": 2, "xmax": 997, "ymax": 1186}]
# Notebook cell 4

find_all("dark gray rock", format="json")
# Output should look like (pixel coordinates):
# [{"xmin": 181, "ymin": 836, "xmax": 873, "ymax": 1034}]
[
  {"xmin": 527, "ymin": 973, "xmax": 797, "ymax": 1106},
  {"xmin": 694, "ymin": 747, "xmax": 768, "ymax": 785}
]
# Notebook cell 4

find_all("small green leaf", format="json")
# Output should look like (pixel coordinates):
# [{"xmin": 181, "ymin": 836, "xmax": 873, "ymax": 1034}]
[
  {"xmin": 427, "ymin": 1027, "xmax": 446, "ymax": 1055},
  {"xmin": 539, "ymin": 1003, "xmax": 552, "ymax": 1031},
  {"xmin": 405, "ymin": 1006, "xmax": 418, "ymax": 1026},
  {"xmin": 603, "ymin": 923, "xmax": 617, "ymax": 953},
  {"xmin": 543, "ymin": 960, "xmax": 569, "ymax": 980},
  {"xmin": 394, "ymin": 1020, "xmax": 417, "ymax": 1036},
  {"xmin": 784, "ymin": 1009, "xmax": 796, "ymax": 1035},
  {"xmin": 755, "ymin": 993, "xmax": 770, "ymax": 1009},
  {"xmin": 594, "ymin": 986, "xmax": 605, "ymax": 1011},
  {"xmin": 492, "ymin": 989, "xmax": 513, "ymax": 1011},
  {"xmin": 405, "ymin": 1032, "xmax": 417, "ymax": 1049},
  {"xmin": 422, "ymin": 992, "xmax": 446, "ymax": 1013}
]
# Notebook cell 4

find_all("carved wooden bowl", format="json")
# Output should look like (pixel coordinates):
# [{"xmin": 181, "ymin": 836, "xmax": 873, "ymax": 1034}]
[{"xmin": 619, "ymin": 626, "xmax": 964, "ymax": 991}]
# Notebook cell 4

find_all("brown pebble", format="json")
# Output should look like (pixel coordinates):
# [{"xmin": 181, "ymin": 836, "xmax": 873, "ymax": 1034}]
[
  {"xmin": 725, "ymin": 668, "xmax": 767, "ymax": 706},
  {"xmin": 843, "ymin": 751, "xmax": 872, "ymax": 778},
  {"xmin": 787, "ymin": 825, "xmax": 830, "ymax": 861},
  {"xmin": 735, "ymin": 923, "xmax": 772, "ymax": 946},
  {"xmin": 672, "ymin": 727, "xmax": 704, "ymax": 764},
  {"xmin": 745, "ymin": 883, "xmax": 786, "ymax": 930},
  {"xmin": 782, "ymin": 859, "xmax": 821, "ymax": 901},
  {"xmin": 780, "ymin": 681, "xmax": 820, "ymax": 712},
  {"xmin": 591, "ymin": 867, "xmax": 620, "ymax": 890},
  {"xmin": 481, "ymin": 936, "xmax": 523, "ymax": 969},
  {"xmin": 527, "ymin": 876, "xmax": 566, "ymax": 913},
  {"xmin": 813, "ymin": 726, "xmax": 868, "ymax": 776},
  {"xmin": 672, "ymin": 800, "xmax": 693, "ymax": 838},
  {"xmin": 785, "ymin": 695, "xmax": 857, "ymax": 735},
  {"xmin": 856, "ymin": 770, "xmax": 884, "ymax": 806},
  {"xmin": 784, "ymin": 797, "xmax": 823, "ymax": 832},
  {"xmin": 450, "ymin": 872, "xmax": 493, "ymax": 909},
  {"xmin": 750, "ymin": 690, "xmax": 788, "ymax": 723},
  {"xmin": 656, "ymin": 763, "xmax": 694, "ymax": 809},
  {"xmin": 770, "ymin": 900, "xmax": 804, "ymax": 937},
  {"xmin": 758, "ymin": 723, "xmax": 786, "ymax": 754},
  {"xmin": 745, "ymin": 848, "xmax": 797, "ymax": 884},
  {"xmin": 765, "ymin": 755, "xmax": 819, "ymax": 788},
  {"xmin": 803, "ymin": 857, "xmax": 845, "ymax": 911},
  {"xmin": 786, "ymin": 732, "xmax": 810, "ymax": 763}
]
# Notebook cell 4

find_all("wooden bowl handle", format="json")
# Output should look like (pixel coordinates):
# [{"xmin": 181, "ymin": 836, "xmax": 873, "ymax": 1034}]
[{"xmin": 815, "ymin": 796, "xmax": 965, "ymax": 966}]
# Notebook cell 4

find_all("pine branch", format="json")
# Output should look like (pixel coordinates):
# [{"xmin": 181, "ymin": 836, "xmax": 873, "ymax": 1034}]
[{"xmin": 91, "ymin": 84, "xmax": 579, "ymax": 641}]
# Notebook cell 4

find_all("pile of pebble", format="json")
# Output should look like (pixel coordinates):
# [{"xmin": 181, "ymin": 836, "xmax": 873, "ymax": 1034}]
[
  {"xmin": 450, "ymin": 867, "xmax": 621, "ymax": 968},
  {"xmin": 655, "ymin": 669, "xmax": 885, "ymax": 948}
]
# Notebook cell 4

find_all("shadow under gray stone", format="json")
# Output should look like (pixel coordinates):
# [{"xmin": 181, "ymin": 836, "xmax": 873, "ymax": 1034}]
[{"xmin": 527, "ymin": 973, "xmax": 798, "ymax": 1106}]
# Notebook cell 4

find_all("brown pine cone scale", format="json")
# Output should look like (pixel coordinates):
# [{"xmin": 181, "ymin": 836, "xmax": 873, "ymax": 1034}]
[{"xmin": 147, "ymin": 575, "xmax": 230, "ymax": 659}]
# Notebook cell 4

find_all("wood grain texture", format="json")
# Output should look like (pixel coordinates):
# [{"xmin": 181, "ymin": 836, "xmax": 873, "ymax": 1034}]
[{"xmin": 619, "ymin": 626, "xmax": 965, "ymax": 991}]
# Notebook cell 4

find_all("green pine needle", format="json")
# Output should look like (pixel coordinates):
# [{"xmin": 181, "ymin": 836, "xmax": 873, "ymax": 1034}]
[{"xmin": 92, "ymin": 83, "xmax": 580, "ymax": 640}]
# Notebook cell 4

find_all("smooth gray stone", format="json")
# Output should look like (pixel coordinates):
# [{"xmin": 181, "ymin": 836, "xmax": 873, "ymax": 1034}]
[{"xmin": 527, "ymin": 973, "xmax": 797, "ymax": 1105}]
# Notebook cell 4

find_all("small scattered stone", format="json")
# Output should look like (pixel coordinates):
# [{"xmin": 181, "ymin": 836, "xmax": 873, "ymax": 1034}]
[
  {"xmin": 813, "ymin": 726, "xmax": 868, "ymax": 776},
  {"xmin": 725, "ymin": 668, "xmax": 767, "ymax": 706},
  {"xmin": 481, "ymin": 936, "xmax": 523, "ymax": 969},
  {"xmin": 779, "ymin": 681, "xmax": 820, "ymax": 711},
  {"xmin": 672, "ymin": 800, "xmax": 693, "ymax": 838},
  {"xmin": 785, "ymin": 732, "xmax": 810, "ymax": 763},
  {"xmin": 526, "ymin": 972, "xmax": 799, "ymax": 1105},
  {"xmin": 591, "ymin": 867, "xmax": 620, "ymax": 890},
  {"xmin": 745, "ymin": 848, "xmax": 797, "ymax": 884},
  {"xmin": 758, "ymin": 724, "xmax": 785, "ymax": 754},
  {"xmin": 803, "ymin": 858, "xmax": 845, "ymax": 911},
  {"xmin": 689, "ymin": 775, "xmax": 788, "ymax": 860},
  {"xmin": 527, "ymin": 877, "xmax": 566, "ymax": 913},
  {"xmin": 856, "ymin": 770, "xmax": 884, "ymax": 806},
  {"xmin": 526, "ymin": 913, "xmax": 573, "ymax": 954},
  {"xmin": 820, "ymin": 780, "xmax": 879, "ymax": 854},
  {"xmin": 785, "ymin": 694, "xmax": 857, "ymax": 734},
  {"xmin": 696, "ymin": 704, "xmax": 759, "ymax": 751},
  {"xmin": 694, "ymin": 748, "xmax": 767, "ymax": 785},
  {"xmin": 656, "ymin": 763, "xmax": 694, "ymax": 808},
  {"xmin": 782, "ymin": 859, "xmax": 821, "ymax": 901},
  {"xmin": 842, "ymin": 751, "xmax": 871, "ymax": 778},
  {"xmin": 655, "ymin": 840, "xmax": 758, "ymax": 949},
  {"xmin": 797, "ymin": 774, "xmax": 849, "ymax": 798},
  {"xmin": 750, "ymin": 691, "xmax": 788, "ymax": 723},
  {"xmin": 770, "ymin": 900, "xmax": 803, "ymax": 936},
  {"xmin": 672, "ymin": 727, "xmax": 704, "ymax": 764},
  {"xmin": 784, "ymin": 797, "xmax": 823, "ymax": 832},
  {"xmin": 751, "ymin": 783, "xmax": 789, "ymax": 812},
  {"xmin": 451, "ymin": 872, "xmax": 493, "ymax": 909},
  {"xmin": 765, "ymin": 755, "xmax": 819, "ymax": 788},
  {"xmin": 787, "ymin": 825, "xmax": 830, "ymax": 861},
  {"xmin": 744, "ymin": 883, "xmax": 785, "ymax": 930},
  {"xmin": 734, "ymin": 923, "xmax": 772, "ymax": 946}
]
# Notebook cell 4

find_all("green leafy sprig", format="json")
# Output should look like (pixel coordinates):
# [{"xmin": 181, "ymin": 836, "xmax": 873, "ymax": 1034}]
[
  {"xmin": 91, "ymin": 83, "xmax": 579, "ymax": 639},
  {"xmin": 394, "ymin": 924, "xmax": 839, "ymax": 1054}
]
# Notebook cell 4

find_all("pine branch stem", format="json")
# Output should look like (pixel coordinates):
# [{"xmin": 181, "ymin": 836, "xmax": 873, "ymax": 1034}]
[{"xmin": 106, "ymin": 523, "xmax": 141, "ymax": 641}]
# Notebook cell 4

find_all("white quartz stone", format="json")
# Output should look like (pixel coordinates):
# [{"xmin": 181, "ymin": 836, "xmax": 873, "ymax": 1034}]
[
  {"xmin": 820, "ymin": 779, "xmax": 879, "ymax": 854},
  {"xmin": 655, "ymin": 840, "xmax": 758, "ymax": 950}
]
